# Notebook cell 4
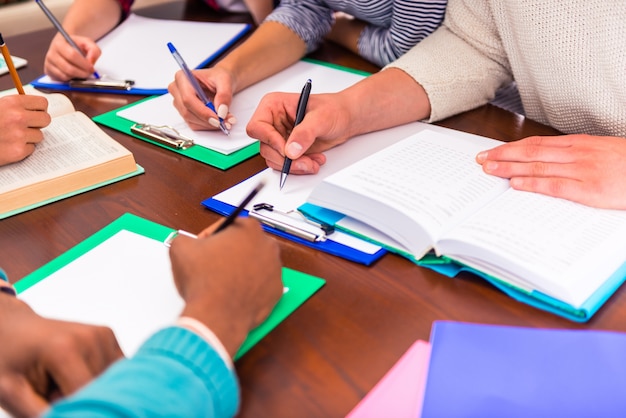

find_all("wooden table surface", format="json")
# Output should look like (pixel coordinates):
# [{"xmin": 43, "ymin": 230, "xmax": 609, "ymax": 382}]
[{"xmin": 2, "ymin": 2, "xmax": 625, "ymax": 417}]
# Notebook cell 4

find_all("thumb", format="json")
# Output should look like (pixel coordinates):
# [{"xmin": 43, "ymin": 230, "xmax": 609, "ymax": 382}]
[
  {"xmin": 0, "ymin": 374, "xmax": 49, "ymax": 418},
  {"xmin": 285, "ymin": 121, "xmax": 317, "ymax": 159}
]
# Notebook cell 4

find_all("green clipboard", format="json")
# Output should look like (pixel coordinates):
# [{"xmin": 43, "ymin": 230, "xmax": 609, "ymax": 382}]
[
  {"xmin": 93, "ymin": 100, "xmax": 259, "ymax": 171},
  {"xmin": 15, "ymin": 213, "xmax": 325, "ymax": 360}
]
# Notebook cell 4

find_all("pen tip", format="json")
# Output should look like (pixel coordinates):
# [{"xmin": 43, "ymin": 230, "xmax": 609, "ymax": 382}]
[{"xmin": 279, "ymin": 173, "xmax": 287, "ymax": 190}]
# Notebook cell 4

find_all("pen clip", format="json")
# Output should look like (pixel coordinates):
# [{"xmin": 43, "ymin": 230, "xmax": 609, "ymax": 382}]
[
  {"xmin": 249, "ymin": 203, "xmax": 333, "ymax": 243},
  {"xmin": 131, "ymin": 123, "xmax": 195, "ymax": 150},
  {"xmin": 68, "ymin": 77, "xmax": 135, "ymax": 90}
]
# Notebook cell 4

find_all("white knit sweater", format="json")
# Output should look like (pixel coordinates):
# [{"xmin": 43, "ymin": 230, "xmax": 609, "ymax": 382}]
[{"xmin": 386, "ymin": 0, "xmax": 626, "ymax": 137}]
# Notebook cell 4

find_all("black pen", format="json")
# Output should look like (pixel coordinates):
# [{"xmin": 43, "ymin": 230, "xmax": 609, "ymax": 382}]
[
  {"xmin": 279, "ymin": 79, "xmax": 312, "ymax": 190},
  {"xmin": 214, "ymin": 179, "xmax": 266, "ymax": 234}
]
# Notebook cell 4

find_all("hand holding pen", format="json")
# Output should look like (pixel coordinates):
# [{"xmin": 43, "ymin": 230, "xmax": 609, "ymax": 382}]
[
  {"xmin": 167, "ymin": 42, "xmax": 230, "ymax": 136},
  {"xmin": 36, "ymin": 0, "xmax": 101, "ymax": 81},
  {"xmin": 280, "ymin": 79, "xmax": 312, "ymax": 189}
]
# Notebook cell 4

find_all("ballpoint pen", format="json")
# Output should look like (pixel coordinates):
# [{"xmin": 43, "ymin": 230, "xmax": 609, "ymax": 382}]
[
  {"xmin": 214, "ymin": 179, "xmax": 266, "ymax": 233},
  {"xmin": 164, "ymin": 178, "xmax": 266, "ymax": 246},
  {"xmin": 280, "ymin": 79, "xmax": 312, "ymax": 190},
  {"xmin": 35, "ymin": 0, "xmax": 101, "ymax": 80},
  {"xmin": 0, "ymin": 33, "xmax": 25, "ymax": 94},
  {"xmin": 167, "ymin": 42, "xmax": 230, "ymax": 136}
]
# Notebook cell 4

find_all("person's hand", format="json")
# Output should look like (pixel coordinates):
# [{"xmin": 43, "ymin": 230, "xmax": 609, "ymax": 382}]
[
  {"xmin": 0, "ymin": 295, "xmax": 123, "ymax": 418},
  {"xmin": 168, "ymin": 217, "xmax": 283, "ymax": 358},
  {"xmin": 168, "ymin": 66, "xmax": 237, "ymax": 131},
  {"xmin": 0, "ymin": 95, "xmax": 51, "ymax": 166},
  {"xmin": 247, "ymin": 91, "xmax": 356, "ymax": 175},
  {"xmin": 44, "ymin": 33, "xmax": 101, "ymax": 81},
  {"xmin": 476, "ymin": 134, "xmax": 626, "ymax": 209}
]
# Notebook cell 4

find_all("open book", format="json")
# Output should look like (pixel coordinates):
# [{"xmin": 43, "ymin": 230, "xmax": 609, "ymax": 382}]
[
  {"xmin": 306, "ymin": 129, "xmax": 626, "ymax": 321},
  {"xmin": 0, "ymin": 88, "xmax": 142, "ymax": 218}
]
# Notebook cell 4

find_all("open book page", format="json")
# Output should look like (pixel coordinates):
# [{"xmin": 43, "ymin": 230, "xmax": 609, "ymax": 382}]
[
  {"xmin": 117, "ymin": 60, "xmax": 368, "ymax": 155},
  {"xmin": 19, "ymin": 230, "xmax": 182, "ymax": 356},
  {"xmin": 438, "ymin": 188, "xmax": 626, "ymax": 307},
  {"xmin": 0, "ymin": 112, "xmax": 132, "ymax": 193},
  {"xmin": 308, "ymin": 130, "xmax": 509, "ymax": 259},
  {"xmin": 0, "ymin": 85, "xmax": 75, "ymax": 117}
]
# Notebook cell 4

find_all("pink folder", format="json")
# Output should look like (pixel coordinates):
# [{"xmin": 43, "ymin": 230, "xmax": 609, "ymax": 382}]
[{"xmin": 346, "ymin": 340, "xmax": 431, "ymax": 418}]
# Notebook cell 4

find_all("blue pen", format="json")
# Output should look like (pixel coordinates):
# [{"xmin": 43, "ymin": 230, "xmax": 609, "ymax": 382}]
[
  {"xmin": 35, "ymin": 0, "xmax": 101, "ymax": 79},
  {"xmin": 167, "ymin": 42, "xmax": 229, "ymax": 136}
]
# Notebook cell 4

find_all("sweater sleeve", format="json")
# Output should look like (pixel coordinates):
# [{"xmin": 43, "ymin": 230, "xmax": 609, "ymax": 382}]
[
  {"xmin": 264, "ymin": 0, "xmax": 334, "ymax": 54},
  {"xmin": 385, "ymin": 0, "xmax": 513, "ymax": 122},
  {"xmin": 117, "ymin": 0, "xmax": 133, "ymax": 20},
  {"xmin": 44, "ymin": 327, "xmax": 240, "ymax": 418},
  {"xmin": 357, "ymin": 0, "xmax": 446, "ymax": 67}
]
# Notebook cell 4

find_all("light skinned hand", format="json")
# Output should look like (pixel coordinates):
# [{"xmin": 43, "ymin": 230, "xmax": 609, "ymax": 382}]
[
  {"xmin": 0, "ymin": 95, "xmax": 51, "ymax": 166},
  {"xmin": 0, "ymin": 295, "xmax": 123, "ymax": 418},
  {"xmin": 44, "ymin": 33, "xmax": 101, "ymax": 81},
  {"xmin": 247, "ymin": 91, "xmax": 359, "ymax": 175},
  {"xmin": 168, "ymin": 67, "xmax": 237, "ymax": 131},
  {"xmin": 168, "ymin": 217, "xmax": 283, "ymax": 358},
  {"xmin": 476, "ymin": 134, "xmax": 626, "ymax": 209}
]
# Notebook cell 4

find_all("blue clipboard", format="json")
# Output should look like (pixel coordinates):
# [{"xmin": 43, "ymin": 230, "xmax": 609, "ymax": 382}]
[
  {"xmin": 201, "ymin": 197, "xmax": 386, "ymax": 266},
  {"xmin": 31, "ymin": 17, "xmax": 251, "ymax": 95}
]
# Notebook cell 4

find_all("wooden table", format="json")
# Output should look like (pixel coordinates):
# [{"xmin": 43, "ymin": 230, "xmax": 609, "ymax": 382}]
[{"xmin": 2, "ymin": 3, "xmax": 625, "ymax": 417}]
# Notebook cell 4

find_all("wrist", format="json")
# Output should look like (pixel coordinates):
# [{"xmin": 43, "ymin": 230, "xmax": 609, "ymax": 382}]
[
  {"xmin": 181, "ymin": 302, "xmax": 251, "ymax": 359},
  {"xmin": 177, "ymin": 316, "xmax": 234, "ymax": 369}
]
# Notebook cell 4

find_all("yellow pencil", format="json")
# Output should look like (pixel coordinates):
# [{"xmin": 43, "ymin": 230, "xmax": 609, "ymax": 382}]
[{"xmin": 0, "ymin": 33, "xmax": 25, "ymax": 95}]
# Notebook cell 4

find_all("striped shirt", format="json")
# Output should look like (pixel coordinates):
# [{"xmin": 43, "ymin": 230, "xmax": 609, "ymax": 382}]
[{"xmin": 266, "ymin": 0, "xmax": 447, "ymax": 67}]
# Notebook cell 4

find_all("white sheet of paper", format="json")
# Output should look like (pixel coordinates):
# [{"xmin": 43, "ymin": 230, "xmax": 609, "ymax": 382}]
[
  {"xmin": 117, "ymin": 60, "xmax": 370, "ymax": 155},
  {"xmin": 35, "ymin": 14, "xmax": 249, "ymax": 90},
  {"xmin": 213, "ymin": 123, "xmax": 494, "ymax": 254},
  {"xmin": 19, "ymin": 230, "xmax": 183, "ymax": 357}
]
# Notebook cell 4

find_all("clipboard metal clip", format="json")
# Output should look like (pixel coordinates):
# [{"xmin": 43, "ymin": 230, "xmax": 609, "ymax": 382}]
[
  {"xmin": 130, "ymin": 123, "xmax": 195, "ymax": 150},
  {"xmin": 249, "ymin": 203, "xmax": 334, "ymax": 243},
  {"xmin": 69, "ymin": 77, "xmax": 135, "ymax": 91}
]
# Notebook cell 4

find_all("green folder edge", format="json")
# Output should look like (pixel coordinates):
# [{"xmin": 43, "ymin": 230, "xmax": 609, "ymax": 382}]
[
  {"xmin": 14, "ymin": 212, "xmax": 325, "ymax": 360},
  {"xmin": 91, "ymin": 59, "xmax": 370, "ymax": 171},
  {"xmin": 0, "ymin": 165, "xmax": 144, "ymax": 220},
  {"xmin": 93, "ymin": 98, "xmax": 259, "ymax": 171}
]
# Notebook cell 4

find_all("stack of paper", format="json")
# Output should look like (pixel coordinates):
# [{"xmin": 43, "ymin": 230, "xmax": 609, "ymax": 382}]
[{"xmin": 347, "ymin": 321, "xmax": 626, "ymax": 417}]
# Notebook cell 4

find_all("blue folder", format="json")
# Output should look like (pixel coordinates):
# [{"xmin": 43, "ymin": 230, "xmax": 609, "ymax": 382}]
[
  {"xmin": 201, "ymin": 197, "xmax": 386, "ymax": 266},
  {"xmin": 298, "ymin": 203, "xmax": 626, "ymax": 322},
  {"xmin": 421, "ymin": 321, "xmax": 626, "ymax": 417}
]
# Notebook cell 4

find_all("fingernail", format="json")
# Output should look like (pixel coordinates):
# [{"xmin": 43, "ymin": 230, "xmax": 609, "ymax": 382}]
[
  {"xmin": 227, "ymin": 116, "xmax": 237, "ymax": 125},
  {"xmin": 484, "ymin": 161, "xmax": 498, "ymax": 172},
  {"xmin": 217, "ymin": 104, "xmax": 228, "ymax": 119},
  {"xmin": 225, "ymin": 122, "xmax": 232, "ymax": 130},
  {"xmin": 295, "ymin": 161, "xmax": 308, "ymax": 171},
  {"xmin": 476, "ymin": 151, "xmax": 487, "ymax": 163},
  {"xmin": 286, "ymin": 142, "xmax": 303, "ymax": 158},
  {"xmin": 208, "ymin": 118, "xmax": 220, "ymax": 128}
]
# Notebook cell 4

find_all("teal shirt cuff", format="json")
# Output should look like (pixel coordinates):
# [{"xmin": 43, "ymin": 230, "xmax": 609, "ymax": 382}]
[{"xmin": 46, "ymin": 327, "xmax": 240, "ymax": 418}]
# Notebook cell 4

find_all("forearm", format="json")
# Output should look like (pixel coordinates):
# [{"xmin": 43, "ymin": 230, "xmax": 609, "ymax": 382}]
[
  {"xmin": 216, "ymin": 21, "xmax": 306, "ymax": 93},
  {"xmin": 45, "ymin": 327, "xmax": 239, "ymax": 418},
  {"xmin": 341, "ymin": 68, "xmax": 431, "ymax": 138},
  {"xmin": 62, "ymin": 0, "xmax": 123, "ymax": 39}
]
